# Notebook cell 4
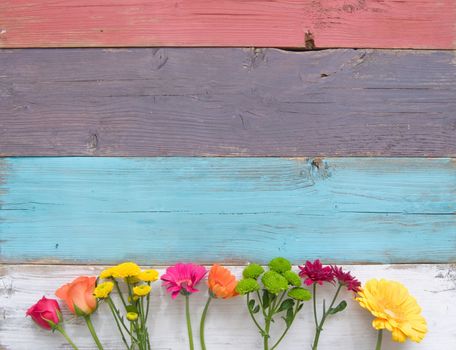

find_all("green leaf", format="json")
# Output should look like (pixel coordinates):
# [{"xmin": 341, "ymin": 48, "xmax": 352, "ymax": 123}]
[
  {"xmin": 248, "ymin": 299, "xmax": 256, "ymax": 311},
  {"xmin": 277, "ymin": 299, "xmax": 295, "ymax": 313},
  {"xmin": 281, "ymin": 307, "xmax": 294, "ymax": 327},
  {"xmin": 262, "ymin": 290, "xmax": 271, "ymax": 309},
  {"xmin": 328, "ymin": 300, "xmax": 347, "ymax": 315}
]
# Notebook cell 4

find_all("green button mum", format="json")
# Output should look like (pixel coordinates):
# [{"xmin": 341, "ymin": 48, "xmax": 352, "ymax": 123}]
[
  {"xmin": 242, "ymin": 263, "xmax": 265, "ymax": 279},
  {"xmin": 288, "ymin": 287, "xmax": 312, "ymax": 301},
  {"xmin": 268, "ymin": 257, "xmax": 292, "ymax": 273},
  {"xmin": 283, "ymin": 270, "xmax": 301, "ymax": 287},
  {"xmin": 236, "ymin": 278, "xmax": 261, "ymax": 295},
  {"xmin": 261, "ymin": 271, "xmax": 289, "ymax": 295}
]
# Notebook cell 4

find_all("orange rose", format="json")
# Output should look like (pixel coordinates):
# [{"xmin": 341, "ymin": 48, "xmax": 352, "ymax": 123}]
[
  {"xmin": 207, "ymin": 264, "xmax": 238, "ymax": 299},
  {"xmin": 55, "ymin": 276, "xmax": 97, "ymax": 316}
]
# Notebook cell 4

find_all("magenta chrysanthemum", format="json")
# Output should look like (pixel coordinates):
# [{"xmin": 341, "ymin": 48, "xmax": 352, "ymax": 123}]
[
  {"xmin": 331, "ymin": 265, "xmax": 361, "ymax": 292},
  {"xmin": 298, "ymin": 259, "xmax": 334, "ymax": 286},
  {"xmin": 161, "ymin": 263, "xmax": 207, "ymax": 299}
]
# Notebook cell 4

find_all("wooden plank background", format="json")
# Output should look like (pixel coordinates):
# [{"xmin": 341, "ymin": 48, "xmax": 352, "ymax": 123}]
[
  {"xmin": 1, "ymin": 48, "xmax": 456, "ymax": 157},
  {"xmin": 0, "ymin": 0, "xmax": 455, "ymax": 48},
  {"xmin": 1, "ymin": 157, "xmax": 454, "ymax": 264},
  {"xmin": 1, "ymin": 264, "xmax": 455, "ymax": 350},
  {"xmin": 1, "ymin": 1, "xmax": 456, "ymax": 348}
]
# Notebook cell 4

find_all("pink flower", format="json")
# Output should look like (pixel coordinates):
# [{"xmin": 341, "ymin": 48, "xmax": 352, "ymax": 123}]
[
  {"xmin": 161, "ymin": 263, "xmax": 207, "ymax": 299},
  {"xmin": 26, "ymin": 296, "xmax": 62, "ymax": 330},
  {"xmin": 299, "ymin": 259, "xmax": 334, "ymax": 286},
  {"xmin": 331, "ymin": 265, "xmax": 361, "ymax": 292}
]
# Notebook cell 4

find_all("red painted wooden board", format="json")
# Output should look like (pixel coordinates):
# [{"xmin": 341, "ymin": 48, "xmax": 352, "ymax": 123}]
[{"xmin": 0, "ymin": 0, "xmax": 455, "ymax": 49}]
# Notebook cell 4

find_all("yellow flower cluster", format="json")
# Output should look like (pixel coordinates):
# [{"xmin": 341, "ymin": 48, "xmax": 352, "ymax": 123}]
[{"xmin": 99, "ymin": 262, "xmax": 159, "ymax": 283}]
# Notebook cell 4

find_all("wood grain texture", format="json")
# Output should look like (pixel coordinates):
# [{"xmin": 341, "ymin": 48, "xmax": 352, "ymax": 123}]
[
  {"xmin": 1, "ymin": 48, "xmax": 456, "ymax": 157},
  {"xmin": 0, "ymin": 0, "xmax": 455, "ymax": 48},
  {"xmin": 0, "ymin": 157, "xmax": 455, "ymax": 264},
  {"xmin": 1, "ymin": 264, "xmax": 455, "ymax": 349}
]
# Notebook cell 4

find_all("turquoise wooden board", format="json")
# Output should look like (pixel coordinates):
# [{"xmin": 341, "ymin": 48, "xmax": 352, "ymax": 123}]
[{"xmin": 0, "ymin": 157, "xmax": 454, "ymax": 264}]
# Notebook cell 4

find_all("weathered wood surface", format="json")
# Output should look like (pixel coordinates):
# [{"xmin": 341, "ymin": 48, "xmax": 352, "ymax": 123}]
[
  {"xmin": 1, "ymin": 157, "xmax": 454, "ymax": 264},
  {"xmin": 1, "ymin": 264, "xmax": 455, "ymax": 349},
  {"xmin": 0, "ymin": 0, "xmax": 455, "ymax": 48},
  {"xmin": 1, "ymin": 48, "xmax": 456, "ymax": 157}
]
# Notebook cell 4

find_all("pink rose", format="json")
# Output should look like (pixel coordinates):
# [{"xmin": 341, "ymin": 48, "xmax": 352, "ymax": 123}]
[{"xmin": 26, "ymin": 296, "xmax": 62, "ymax": 330}]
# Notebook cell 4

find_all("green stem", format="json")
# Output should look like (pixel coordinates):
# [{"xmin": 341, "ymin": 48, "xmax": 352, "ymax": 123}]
[
  {"xmin": 145, "ymin": 283, "xmax": 151, "ymax": 322},
  {"xmin": 272, "ymin": 292, "xmax": 286, "ymax": 314},
  {"xmin": 199, "ymin": 295, "xmax": 212, "ymax": 350},
  {"xmin": 246, "ymin": 293, "xmax": 265, "ymax": 334},
  {"xmin": 107, "ymin": 298, "xmax": 138, "ymax": 341},
  {"xmin": 263, "ymin": 305, "xmax": 274, "ymax": 350},
  {"xmin": 185, "ymin": 295, "xmax": 195, "ymax": 350},
  {"xmin": 138, "ymin": 297, "xmax": 147, "ymax": 349},
  {"xmin": 270, "ymin": 301, "xmax": 301, "ymax": 350},
  {"xmin": 256, "ymin": 290, "xmax": 267, "ymax": 318},
  {"xmin": 84, "ymin": 315, "xmax": 104, "ymax": 350},
  {"xmin": 312, "ymin": 284, "xmax": 318, "ymax": 329},
  {"xmin": 375, "ymin": 330, "xmax": 383, "ymax": 350},
  {"xmin": 56, "ymin": 325, "xmax": 80, "ymax": 350},
  {"xmin": 311, "ymin": 284, "xmax": 343, "ymax": 350},
  {"xmin": 113, "ymin": 279, "xmax": 128, "ymax": 310},
  {"xmin": 106, "ymin": 298, "xmax": 131, "ymax": 348}
]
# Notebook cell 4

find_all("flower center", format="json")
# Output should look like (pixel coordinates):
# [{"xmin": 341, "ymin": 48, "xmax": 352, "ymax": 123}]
[{"xmin": 178, "ymin": 279, "xmax": 193, "ymax": 288}]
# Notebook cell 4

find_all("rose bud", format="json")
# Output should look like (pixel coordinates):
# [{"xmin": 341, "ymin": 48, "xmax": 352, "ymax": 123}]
[
  {"xmin": 26, "ymin": 296, "xmax": 62, "ymax": 330},
  {"xmin": 55, "ymin": 276, "xmax": 97, "ymax": 316}
]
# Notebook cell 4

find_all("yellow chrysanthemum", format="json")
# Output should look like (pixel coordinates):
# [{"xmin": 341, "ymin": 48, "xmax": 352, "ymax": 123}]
[
  {"xmin": 138, "ymin": 269, "xmax": 159, "ymax": 282},
  {"xmin": 126, "ymin": 312, "xmax": 138, "ymax": 321},
  {"xmin": 99, "ymin": 267, "xmax": 115, "ymax": 279},
  {"xmin": 93, "ymin": 281, "xmax": 114, "ymax": 299},
  {"xmin": 356, "ymin": 279, "xmax": 427, "ymax": 343},
  {"xmin": 112, "ymin": 262, "xmax": 141, "ymax": 279},
  {"xmin": 133, "ymin": 285, "xmax": 152, "ymax": 297}
]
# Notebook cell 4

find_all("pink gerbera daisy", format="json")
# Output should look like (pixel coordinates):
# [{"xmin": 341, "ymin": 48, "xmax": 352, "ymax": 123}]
[
  {"xmin": 298, "ymin": 259, "xmax": 334, "ymax": 286},
  {"xmin": 331, "ymin": 265, "xmax": 361, "ymax": 292},
  {"xmin": 161, "ymin": 263, "xmax": 207, "ymax": 299}
]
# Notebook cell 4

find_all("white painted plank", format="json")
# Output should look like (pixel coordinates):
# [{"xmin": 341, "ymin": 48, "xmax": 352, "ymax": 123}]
[{"xmin": 1, "ymin": 265, "xmax": 455, "ymax": 350}]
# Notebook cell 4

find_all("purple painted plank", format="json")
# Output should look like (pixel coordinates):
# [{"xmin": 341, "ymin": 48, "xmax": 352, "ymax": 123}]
[{"xmin": 0, "ymin": 48, "xmax": 455, "ymax": 156}]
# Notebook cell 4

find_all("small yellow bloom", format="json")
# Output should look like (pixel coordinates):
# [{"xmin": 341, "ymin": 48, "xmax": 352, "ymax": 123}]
[
  {"xmin": 133, "ymin": 285, "xmax": 151, "ymax": 297},
  {"xmin": 112, "ymin": 262, "xmax": 141, "ymax": 279},
  {"xmin": 99, "ymin": 267, "xmax": 115, "ymax": 279},
  {"xmin": 138, "ymin": 269, "xmax": 159, "ymax": 282},
  {"xmin": 356, "ymin": 279, "xmax": 427, "ymax": 343},
  {"xmin": 93, "ymin": 281, "xmax": 114, "ymax": 299},
  {"xmin": 126, "ymin": 312, "xmax": 138, "ymax": 321}
]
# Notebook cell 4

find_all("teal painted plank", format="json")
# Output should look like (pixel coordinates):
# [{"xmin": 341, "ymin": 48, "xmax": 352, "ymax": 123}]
[{"xmin": 0, "ymin": 157, "xmax": 455, "ymax": 264}]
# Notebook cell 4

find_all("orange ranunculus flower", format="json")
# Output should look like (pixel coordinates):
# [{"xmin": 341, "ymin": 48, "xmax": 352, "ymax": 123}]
[
  {"xmin": 207, "ymin": 264, "xmax": 238, "ymax": 299},
  {"xmin": 55, "ymin": 276, "xmax": 97, "ymax": 316}
]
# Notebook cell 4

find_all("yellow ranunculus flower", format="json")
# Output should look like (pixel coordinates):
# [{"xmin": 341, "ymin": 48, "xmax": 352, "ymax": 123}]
[
  {"xmin": 356, "ymin": 279, "xmax": 427, "ymax": 343},
  {"xmin": 126, "ymin": 312, "xmax": 138, "ymax": 321},
  {"xmin": 133, "ymin": 285, "xmax": 152, "ymax": 297},
  {"xmin": 112, "ymin": 262, "xmax": 141, "ymax": 279},
  {"xmin": 138, "ymin": 269, "xmax": 159, "ymax": 282},
  {"xmin": 93, "ymin": 281, "xmax": 114, "ymax": 299}
]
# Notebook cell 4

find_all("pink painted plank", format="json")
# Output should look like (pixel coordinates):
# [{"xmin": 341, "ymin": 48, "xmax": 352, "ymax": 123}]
[{"xmin": 0, "ymin": 0, "xmax": 455, "ymax": 48}]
